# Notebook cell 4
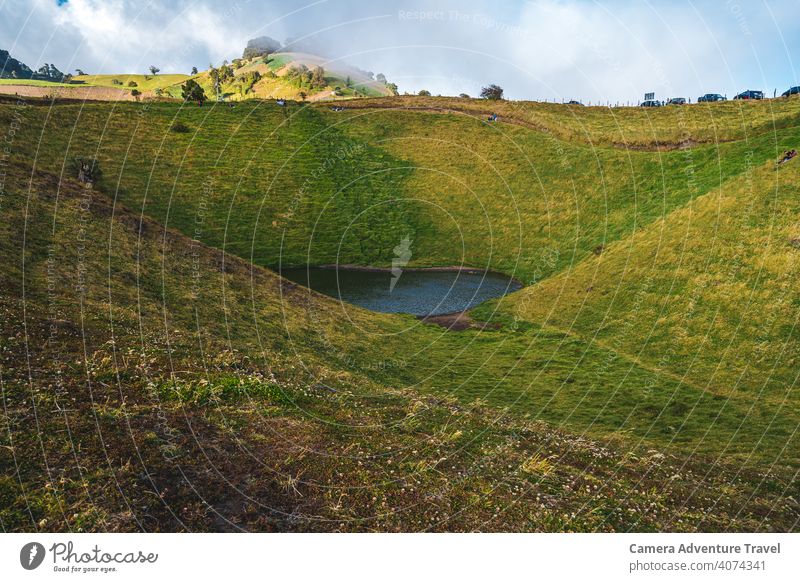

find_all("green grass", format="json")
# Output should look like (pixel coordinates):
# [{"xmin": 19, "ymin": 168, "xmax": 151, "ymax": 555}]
[
  {"xmin": 346, "ymin": 95, "xmax": 800, "ymax": 147},
  {"xmin": 3, "ymin": 101, "xmax": 418, "ymax": 268},
  {"xmin": 326, "ymin": 106, "xmax": 800, "ymax": 283},
  {"xmin": 267, "ymin": 53, "xmax": 295, "ymax": 69},
  {"xmin": 1, "ymin": 95, "xmax": 799, "ymax": 531},
  {"xmin": 73, "ymin": 73, "xmax": 189, "ymax": 91},
  {"xmin": 3, "ymin": 97, "xmax": 798, "ymax": 461},
  {"xmin": 0, "ymin": 78, "xmax": 78, "ymax": 87},
  {"xmin": 496, "ymin": 158, "xmax": 800, "ymax": 451},
  {"xmin": 154, "ymin": 375, "xmax": 295, "ymax": 405}
]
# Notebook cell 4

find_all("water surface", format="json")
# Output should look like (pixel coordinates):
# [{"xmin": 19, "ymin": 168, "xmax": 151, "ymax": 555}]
[{"xmin": 279, "ymin": 267, "xmax": 521, "ymax": 316}]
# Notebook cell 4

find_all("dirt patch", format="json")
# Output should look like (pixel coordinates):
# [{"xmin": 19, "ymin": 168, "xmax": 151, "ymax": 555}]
[
  {"xmin": 0, "ymin": 84, "xmax": 138, "ymax": 102},
  {"xmin": 418, "ymin": 310, "xmax": 500, "ymax": 331},
  {"xmin": 611, "ymin": 137, "xmax": 719, "ymax": 151}
]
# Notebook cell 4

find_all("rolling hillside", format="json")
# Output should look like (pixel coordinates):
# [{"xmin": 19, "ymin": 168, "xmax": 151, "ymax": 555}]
[
  {"xmin": 1, "ymin": 94, "xmax": 798, "ymax": 532},
  {"xmin": 0, "ymin": 51, "xmax": 395, "ymax": 103}
]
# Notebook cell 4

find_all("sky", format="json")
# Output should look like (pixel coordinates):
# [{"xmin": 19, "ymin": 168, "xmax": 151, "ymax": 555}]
[{"xmin": 2, "ymin": 0, "xmax": 799, "ymax": 102}]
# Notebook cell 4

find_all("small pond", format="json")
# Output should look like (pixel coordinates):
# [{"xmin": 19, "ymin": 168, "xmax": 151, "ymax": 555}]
[{"xmin": 279, "ymin": 267, "xmax": 522, "ymax": 316}]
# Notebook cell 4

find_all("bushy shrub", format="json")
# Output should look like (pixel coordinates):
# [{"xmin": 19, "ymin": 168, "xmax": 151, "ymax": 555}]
[{"xmin": 170, "ymin": 122, "xmax": 191, "ymax": 134}]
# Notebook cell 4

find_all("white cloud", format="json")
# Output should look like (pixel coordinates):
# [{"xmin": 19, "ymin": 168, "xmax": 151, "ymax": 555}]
[
  {"xmin": 2, "ymin": 0, "xmax": 799, "ymax": 100},
  {"xmin": 48, "ymin": 0, "xmax": 247, "ymax": 74}
]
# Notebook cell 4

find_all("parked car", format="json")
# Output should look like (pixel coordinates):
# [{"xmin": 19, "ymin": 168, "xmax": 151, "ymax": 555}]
[
  {"xmin": 567, "ymin": 100, "xmax": 584, "ymax": 106},
  {"xmin": 640, "ymin": 100, "xmax": 662, "ymax": 107},
  {"xmin": 698, "ymin": 93, "xmax": 726, "ymax": 102},
  {"xmin": 782, "ymin": 86, "xmax": 800, "ymax": 97},
  {"xmin": 667, "ymin": 97, "xmax": 686, "ymax": 105},
  {"xmin": 734, "ymin": 90, "xmax": 764, "ymax": 100}
]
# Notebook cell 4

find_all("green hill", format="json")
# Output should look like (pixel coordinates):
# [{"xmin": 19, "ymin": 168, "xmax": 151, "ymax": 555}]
[
  {"xmin": 0, "ymin": 51, "xmax": 395, "ymax": 103},
  {"xmin": 1, "ymin": 95, "xmax": 798, "ymax": 532},
  {"xmin": 179, "ymin": 52, "xmax": 395, "ymax": 102}
]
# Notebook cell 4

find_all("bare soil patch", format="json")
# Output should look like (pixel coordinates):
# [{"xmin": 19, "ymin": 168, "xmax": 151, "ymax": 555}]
[
  {"xmin": 419, "ymin": 310, "xmax": 501, "ymax": 331},
  {"xmin": 0, "ymin": 84, "xmax": 137, "ymax": 101}
]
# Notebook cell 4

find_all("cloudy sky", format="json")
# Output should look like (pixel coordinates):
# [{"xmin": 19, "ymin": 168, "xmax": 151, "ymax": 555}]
[{"xmin": 2, "ymin": 0, "xmax": 799, "ymax": 102}]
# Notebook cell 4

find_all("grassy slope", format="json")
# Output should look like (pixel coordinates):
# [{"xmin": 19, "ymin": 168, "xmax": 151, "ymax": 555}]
[
  {"xmin": 5, "ymin": 101, "xmax": 417, "ymax": 268},
  {"xmin": 499, "ymin": 157, "xmax": 800, "ymax": 452},
  {"xmin": 73, "ymin": 74, "xmax": 190, "ymax": 92},
  {"xmin": 326, "ymin": 105, "xmax": 800, "ymax": 282},
  {"xmin": 264, "ymin": 52, "xmax": 393, "ymax": 97},
  {"xmin": 312, "ymin": 102, "xmax": 800, "ymax": 466},
  {"xmin": 344, "ymin": 95, "xmax": 800, "ymax": 147},
  {"xmin": 0, "ymin": 79, "xmax": 78, "ymax": 88},
  {"xmin": 1, "ymin": 96, "xmax": 798, "ymax": 530},
  {"xmin": 4, "ymin": 162, "xmax": 790, "ymax": 532},
  {"xmin": 4, "ymin": 98, "xmax": 800, "ymax": 460},
  {"xmin": 13, "ymin": 98, "xmax": 795, "ymax": 285}
]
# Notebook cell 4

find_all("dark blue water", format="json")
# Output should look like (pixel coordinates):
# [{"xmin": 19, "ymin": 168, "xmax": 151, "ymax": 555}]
[{"xmin": 279, "ymin": 267, "xmax": 521, "ymax": 316}]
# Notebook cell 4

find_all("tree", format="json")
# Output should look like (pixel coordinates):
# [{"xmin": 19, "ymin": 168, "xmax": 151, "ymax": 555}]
[
  {"xmin": 154, "ymin": 88, "xmax": 164, "ymax": 97},
  {"xmin": 239, "ymin": 71, "xmax": 261, "ymax": 95},
  {"xmin": 242, "ymin": 36, "xmax": 281, "ymax": 59},
  {"xmin": 127, "ymin": 81, "xmax": 138, "ymax": 87},
  {"xmin": 75, "ymin": 68, "xmax": 85, "ymax": 76},
  {"xmin": 191, "ymin": 66, "xmax": 198, "ymax": 75},
  {"xmin": 149, "ymin": 65, "xmax": 160, "ymax": 76},
  {"xmin": 181, "ymin": 79, "xmax": 206, "ymax": 105},
  {"xmin": 480, "ymin": 84, "xmax": 504, "ymax": 100},
  {"xmin": 218, "ymin": 64, "xmax": 234, "ymax": 84},
  {"xmin": 130, "ymin": 88, "xmax": 141, "ymax": 101},
  {"xmin": 298, "ymin": 91, "xmax": 307, "ymax": 102},
  {"xmin": 387, "ymin": 83, "xmax": 399, "ymax": 95},
  {"xmin": 459, "ymin": 93, "xmax": 470, "ymax": 98},
  {"xmin": 208, "ymin": 67, "xmax": 221, "ymax": 97},
  {"xmin": 310, "ymin": 66, "xmax": 326, "ymax": 89},
  {"xmin": 418, "ymin": 89, "xmax": 431, "ymax": 96},
  {"xmin": 376, "ymin": 73, "xmax": 387, "ymax": 84},
  {"xmin": 37, "ymin": 63, "xmax": 64, "ymax": 80}
]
